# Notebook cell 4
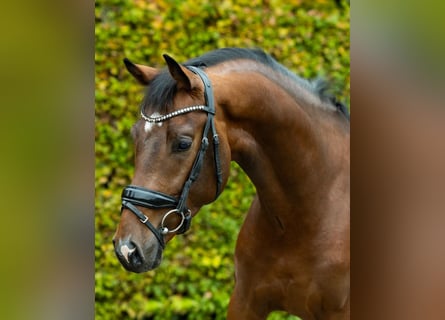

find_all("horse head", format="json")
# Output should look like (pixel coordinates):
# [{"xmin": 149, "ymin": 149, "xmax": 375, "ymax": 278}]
[{"xmin": 113, "ymin": 55, "xmax": 231, "ymax": 273}]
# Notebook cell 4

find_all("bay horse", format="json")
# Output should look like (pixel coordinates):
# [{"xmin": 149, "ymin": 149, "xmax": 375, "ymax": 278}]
[{"xmin": 113, "ymin": 48, "xmax": 350, "ymax": 319}]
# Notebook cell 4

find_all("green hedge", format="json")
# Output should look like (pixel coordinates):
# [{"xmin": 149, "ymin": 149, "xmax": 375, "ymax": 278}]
[{"xmin": 95, "ymin": 0, "xmax": 349, "ymax": 319}]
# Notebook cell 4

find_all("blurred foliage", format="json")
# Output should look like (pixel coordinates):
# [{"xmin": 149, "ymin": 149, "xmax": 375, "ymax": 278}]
[{"xmin": 95, "ymin": 0, "xmax": 349, "ymax": 319}]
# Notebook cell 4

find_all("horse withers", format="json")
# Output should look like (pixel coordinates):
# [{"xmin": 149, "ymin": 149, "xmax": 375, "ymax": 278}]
[{"xmin": 113, "ymin": 48, "xmax": 350, "ymax": 319}]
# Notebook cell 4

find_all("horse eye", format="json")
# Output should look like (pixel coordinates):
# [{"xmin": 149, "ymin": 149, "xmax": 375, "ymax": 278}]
[{"xmin": 175, "ymin": 139, "xmax": 192, "ymax": 152}]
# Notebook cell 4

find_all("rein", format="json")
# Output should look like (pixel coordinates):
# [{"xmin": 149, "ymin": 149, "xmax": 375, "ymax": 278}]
[{"xmin": 121, "ymin": 66, "xmax": 222, "ymax": 248}]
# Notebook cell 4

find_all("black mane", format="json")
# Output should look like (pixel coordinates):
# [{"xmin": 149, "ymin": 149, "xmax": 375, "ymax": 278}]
[{"xmin": 142, "ymin": 48, "xmax": 349, "ymax": 119}]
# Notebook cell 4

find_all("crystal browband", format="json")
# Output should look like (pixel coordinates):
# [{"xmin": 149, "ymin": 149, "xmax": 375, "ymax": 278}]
[{"xmin": 141, "ymin": 105, "xmax": 212, "ymax": 123}]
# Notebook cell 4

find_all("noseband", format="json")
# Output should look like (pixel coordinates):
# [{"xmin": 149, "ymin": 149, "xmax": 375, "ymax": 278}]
[{"xmin": 121, "ymin": 66, "xmax": 222, "ymax": 248}]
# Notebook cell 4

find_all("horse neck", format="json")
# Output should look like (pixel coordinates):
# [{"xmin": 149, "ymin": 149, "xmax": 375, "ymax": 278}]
[{"xmin": 213, "ymin": 68, "xmax": 349, "ymax": 231}]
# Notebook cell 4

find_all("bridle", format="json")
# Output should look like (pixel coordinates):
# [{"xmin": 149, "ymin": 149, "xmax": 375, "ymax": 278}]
[{"xmin": 121, "ymin": 66, "xmax": 222, "ymax": 249}]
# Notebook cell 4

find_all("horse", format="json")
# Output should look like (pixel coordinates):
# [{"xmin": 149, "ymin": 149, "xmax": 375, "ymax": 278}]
[{"xmin": 113, "ymin": 48, "xmax": 350, "ymax": 319}]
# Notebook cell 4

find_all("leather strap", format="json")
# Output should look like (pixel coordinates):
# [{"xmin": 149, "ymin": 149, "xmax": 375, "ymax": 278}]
[
  {"xmin": 122, "ymin": 185, "xmax": 178, "ymax": 209},
  {"xmin": 187, "ymin": 66, "xmax": 223, "ymax": 199},
  {"xmin": 121, "ymin": 200, "xmax": 165, "ymax": 248}
]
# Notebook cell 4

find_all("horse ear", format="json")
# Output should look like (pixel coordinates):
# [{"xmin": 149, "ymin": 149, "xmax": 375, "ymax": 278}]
[
  {"xmin": 123, "ymin": 58, "xmax": 159, "ymax": 85},
  {"xmin": 163, "ymin": 54, "xmax": 198, "ymax": 91}
]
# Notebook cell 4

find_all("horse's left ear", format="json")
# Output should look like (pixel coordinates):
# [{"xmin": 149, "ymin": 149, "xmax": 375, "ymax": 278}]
[
  {"xmin": 163, "ymin": 54, "xmax": 199, "ymax": 91},
  {"xmin": 124, "ymin": 58, "xmax": 159, "ymax": 85}
]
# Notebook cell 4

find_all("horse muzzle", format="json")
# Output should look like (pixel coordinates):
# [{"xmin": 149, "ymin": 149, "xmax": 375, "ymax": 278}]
[{"xmin": 113, "ymin": 237, "xmax": 163, "ymax": 273}]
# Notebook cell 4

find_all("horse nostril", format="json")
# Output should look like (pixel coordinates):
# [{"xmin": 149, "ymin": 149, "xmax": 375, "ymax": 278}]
[
  {"xmin": 115, "ymin": 240, "xmax": 146, "ymax": 269},
  {"xmin": 128, "ymin": 247, "xmax": 143, "ymax": 267}
]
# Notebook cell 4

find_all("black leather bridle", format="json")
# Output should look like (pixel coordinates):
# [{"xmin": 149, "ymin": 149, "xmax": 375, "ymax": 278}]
[{"xmin": 121, "ymin": 66, "xmax": 222, "ymax": 249}]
